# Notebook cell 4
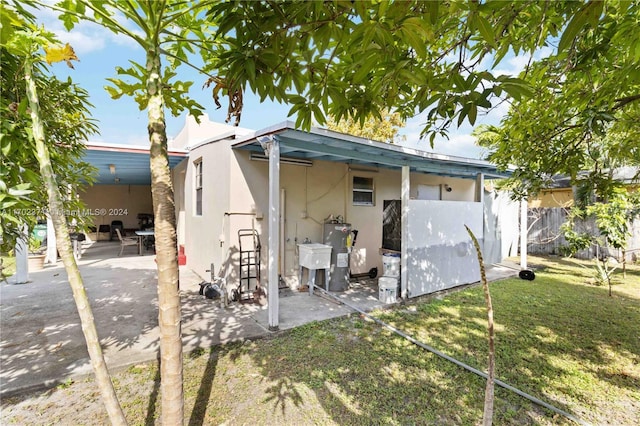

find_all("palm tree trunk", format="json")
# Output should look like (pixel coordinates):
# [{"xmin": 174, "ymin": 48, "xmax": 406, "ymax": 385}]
[
  {"xmin": 146, "ymin": 49, "xmax": 184, "ymax": 425},
  {"xmin": 24, "ymin": 58, "xmax": 127, "ymax": 425}
]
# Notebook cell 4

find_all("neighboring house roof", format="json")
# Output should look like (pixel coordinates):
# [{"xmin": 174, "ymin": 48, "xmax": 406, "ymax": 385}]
[
  {"xmin": 83, "ymin": 142, "xmax": 188, "ymax": 185},
  {"xmin": 547, "ymin": 166, "xmax": 640, "ymax": 189},
  {"xmin": 232, "ymin": 121, "xmax": 511, "ymax": 179}
]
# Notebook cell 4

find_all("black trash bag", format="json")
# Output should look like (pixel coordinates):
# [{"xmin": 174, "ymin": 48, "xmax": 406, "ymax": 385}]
[
  {"xmin": 519, "ymin": 269, "xmax": 536, "ymax": 281},
  {"xmin": 199, "ymin": 281, "xmax": 221, "ymax": 299}
]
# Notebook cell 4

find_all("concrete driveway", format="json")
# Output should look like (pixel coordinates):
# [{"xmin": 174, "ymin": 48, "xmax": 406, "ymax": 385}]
[
  {"xmin": 1, "ymin": 241, "xmax": 519, "ymax": 397},
  {"xmin": 0, "ymin": 242, "xmax": 370, "ymax": 397}
]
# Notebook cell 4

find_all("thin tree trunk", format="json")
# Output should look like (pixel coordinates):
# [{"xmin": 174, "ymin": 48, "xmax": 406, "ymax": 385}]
[
  {"xmin": 24, "ymin": 59, "xmax": 127, "ymax": 425},
  {"xmin": 465, "ymin": 225, "xmax": 495, "ymax": 426},
  {"xmin": 146, "ymin": 49, "xmax": 184, "ymax": 425}
]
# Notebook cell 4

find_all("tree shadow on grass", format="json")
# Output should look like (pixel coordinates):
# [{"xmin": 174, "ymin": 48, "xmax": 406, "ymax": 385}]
[
  {"xmin": 379, "ymin": 261, "xmax": 640, "ymax": 425},
  {"xmin": 199, "ymin": 259, "xmax": 639, "ymax": 425},
  {"xmin": 144, "ymin": 365, "xmax": 160, "ymax": 426},
  {"xmin": 187, "ymin": 348, "xmax": 219, "ymax": 426},
  {"xmin": 190, "ymin": 317, "xmax": 547, "ymax": 425}
]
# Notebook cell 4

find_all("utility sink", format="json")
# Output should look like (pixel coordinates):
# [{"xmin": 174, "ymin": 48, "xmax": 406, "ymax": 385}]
[{"xmin": 298, "ymin": 243, "xmax": 332, "ymax": 269}]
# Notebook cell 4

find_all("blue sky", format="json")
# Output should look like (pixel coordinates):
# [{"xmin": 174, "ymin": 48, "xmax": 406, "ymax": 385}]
[{"xmin": 36, "ymin": 6, "xmax": 549, "ymax": 159}]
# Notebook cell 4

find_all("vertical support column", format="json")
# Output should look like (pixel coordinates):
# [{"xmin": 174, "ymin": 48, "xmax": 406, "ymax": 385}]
[
  {"xmin": 45, "ymin": 215, "xmax": 57, "ymax": 264},
  {"xmin": 15, "ymin": 226, "xmax": 29, "ymax": 284},
  {"xmin": 475, "ymin": 173, "xmax": 484, "ymax": 203},
  {"xmin": 520, "ymin": 198, "xmax": 528, "ymax": 270},
  {"xmin": 401, "ymin": 165, "xmax": 410, "ymax": 299},
  {"xmin": 266, "ymin": 136, "xmax": 280, "ymax": 331}
]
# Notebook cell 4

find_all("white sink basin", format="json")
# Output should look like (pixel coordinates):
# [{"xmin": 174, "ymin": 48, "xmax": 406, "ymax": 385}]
[{"xmin": 298, "ymin": 243, "xmax": 332, "ymax": 269}]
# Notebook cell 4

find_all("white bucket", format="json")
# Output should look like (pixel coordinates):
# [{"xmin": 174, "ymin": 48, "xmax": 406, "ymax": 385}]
[
  {"xmin": 378, "ymin": 276, "xmax": 398, "ymax": 303},
  {"xmin": 382, "ymin": 254, "xmax": 400, "ymax": 277}
]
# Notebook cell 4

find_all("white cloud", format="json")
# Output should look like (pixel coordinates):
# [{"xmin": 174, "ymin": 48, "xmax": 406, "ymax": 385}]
[
  {"xmin": 399, "ymin": 113, "xmax": 483, "ymax": 159},
  {"xmin": 493, "ymin": 46, "xmax": 554, "ymax": 77},
  {"xmin": 31, "ymin": 3, "xmax": 140, "ymax": 55}
]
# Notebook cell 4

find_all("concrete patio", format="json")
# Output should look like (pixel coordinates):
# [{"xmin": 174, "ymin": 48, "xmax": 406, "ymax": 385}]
[{"xmin": 0, "ymin": 240, "xmax": 518, "ymax": 397}]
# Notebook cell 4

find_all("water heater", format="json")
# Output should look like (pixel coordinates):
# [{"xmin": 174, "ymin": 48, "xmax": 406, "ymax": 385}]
[{"xmin": 323, "ymin": 221, "xmax": 351, "ymax": 291}]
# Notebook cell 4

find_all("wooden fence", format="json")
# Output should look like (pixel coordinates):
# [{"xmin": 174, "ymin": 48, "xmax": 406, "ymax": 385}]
[{"xmin": 527, "ymin": 207, "xmax": 640, "ymax": 261}]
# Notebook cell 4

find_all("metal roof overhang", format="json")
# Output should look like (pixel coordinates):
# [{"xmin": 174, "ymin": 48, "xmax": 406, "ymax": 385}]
[
  {"xmin": 83, "ymin": 142, "xmax": 188, "ymax": 185},
  {"xmin": 233, "ymin": 121, "xmax": 511, "ymax": 179}
]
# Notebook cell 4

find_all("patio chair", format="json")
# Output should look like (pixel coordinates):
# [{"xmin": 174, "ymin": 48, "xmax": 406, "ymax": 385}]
[
  {"xmin": 115, "ymin": 228, "xmax": 138, "ymax": 256},
  {"xmin": 110, "ymin": 220, "xmax": 124, "ymax": 241}
]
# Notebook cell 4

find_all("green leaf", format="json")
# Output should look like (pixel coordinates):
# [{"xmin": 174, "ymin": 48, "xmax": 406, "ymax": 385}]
[
  {"xmin": 468, "ymin": 103, "xmax": 477, "ymax": 125},
  {"xmin": 426, "ymin": 0, "xmax": 439, "ymax": 25},
  {"xmin": 245, "ymin": 58, "xmax": 256, "ymax": 84},
  {"xmin": 1, "ymin": 137, "xmax": 10, "ymax": 157},
  {"xmin": 457, "ymin": 105, "xmax": 468, "ymax": 127},
  {"xmin": 558, "ymin": 2, "xmax": 596, "ymax": 53},
  {"xmin": 476, "ymin": 14, "xmax": 496, "ymax": 48}
]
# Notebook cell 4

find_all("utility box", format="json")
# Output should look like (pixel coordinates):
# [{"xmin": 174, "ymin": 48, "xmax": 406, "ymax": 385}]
[{"xmin": 298, "ymin": 243, "xmax": 332, "ymax": 270}]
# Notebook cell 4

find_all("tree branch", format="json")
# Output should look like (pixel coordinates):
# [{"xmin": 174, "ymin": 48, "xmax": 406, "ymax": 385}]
[{"xmin": 613, "ymin": 94, "xmax": 640, "ymax": 110}]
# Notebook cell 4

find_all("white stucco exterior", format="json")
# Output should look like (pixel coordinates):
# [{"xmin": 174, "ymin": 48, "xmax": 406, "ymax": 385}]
[
  {"xmin": 170, "ymin": 116, "xmax": 515, "ymax": 307},
  {"xmin": 177, "ymin": 137, "xmax": 482, "ymax": 287}
]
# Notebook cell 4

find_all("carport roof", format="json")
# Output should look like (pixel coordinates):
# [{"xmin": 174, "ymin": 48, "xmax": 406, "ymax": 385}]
[
  {"xmin": 83, "ymin": 142, "xmax": 188, "ymax": 185},
  {"xmin": 233, "ymin": 121, "xmax": 511, "ymax": 179}
]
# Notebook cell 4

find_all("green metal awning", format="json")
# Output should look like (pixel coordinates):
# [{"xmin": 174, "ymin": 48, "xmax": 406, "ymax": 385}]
[
  {"xmin": 233, "ymin": 121, "xmax": 510, "ymax": 179},
  {"xmin": 82, "ymin": 142, "xmax": 188, "ymax": 185}
]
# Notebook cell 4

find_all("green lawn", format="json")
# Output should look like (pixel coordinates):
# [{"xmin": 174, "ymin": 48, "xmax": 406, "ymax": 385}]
[{"xmin": 3, "ymin": 256, "xmax": 639, "ymax": 425}]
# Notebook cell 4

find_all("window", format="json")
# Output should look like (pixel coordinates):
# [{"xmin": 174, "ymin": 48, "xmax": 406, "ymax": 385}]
[
  {"xmin": 194, "ymin": 160, "xmax": 203, "ymax": 216},
  {"xmin": 353, "ymin": 176, "xmax": 374, "ymax": 206}
]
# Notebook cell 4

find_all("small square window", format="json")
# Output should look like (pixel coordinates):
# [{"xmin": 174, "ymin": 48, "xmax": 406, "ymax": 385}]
[
  {"xmin": 353, "ymin": 176, "xmax": 374, "ymax": 206},
  {"xmin": 194, "ymin": 160, "xmax": 203, "ymax": 216}
]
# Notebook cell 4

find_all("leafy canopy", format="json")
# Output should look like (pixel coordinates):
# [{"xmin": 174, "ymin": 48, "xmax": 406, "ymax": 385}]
[
  {"xmin": 207, "ymin": 0, "xmax": 592, "ymax": 143},
  {"xmin": 324, "ymin": 110, "xmax": 406, "ymax": 144},
  {"xmin": 0, "ymin": 5, "xmax": 97, "ymax": 252},
  {"xmin": 475, "ymin": 1, "xmax": 640, "ymax": 197}
]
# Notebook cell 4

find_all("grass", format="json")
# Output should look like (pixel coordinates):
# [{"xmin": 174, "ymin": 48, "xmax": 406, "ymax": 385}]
[
  {"xmin": 2, "ymin": 256, "xmax": 639, "ymax": 425},
  {"xmin": 1, "ymin": 255, "xmax": 16, "ymax": 280}
]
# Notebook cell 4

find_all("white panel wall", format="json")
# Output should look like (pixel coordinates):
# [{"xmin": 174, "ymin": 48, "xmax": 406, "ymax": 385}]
[
  {"xmin": 406, "ymin": 200, "xmax": 483, "ymax": 297},
  {"xmin": 483, "ymin": 188, "xmax": 520, "ymax": 264}
]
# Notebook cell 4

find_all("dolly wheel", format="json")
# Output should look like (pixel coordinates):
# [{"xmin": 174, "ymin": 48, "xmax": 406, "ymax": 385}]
[{"xmin": 231, "ymin": 289, "xmax": 240, "ymax": 302}]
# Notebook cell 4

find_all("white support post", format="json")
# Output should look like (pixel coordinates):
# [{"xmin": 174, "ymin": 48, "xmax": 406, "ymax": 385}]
[
  {"xmin": 401, "ymin": 165, "xmax": 410, "ymax": 299},
  {"xmin": 266, "ymin": 136, "xmax": 280, "ymax": 331},
  {"xmin": 520, "ymin": 198, "xmax": 528, "ymax": 270},
  {"xmin": 15, "ymin": 225, "xmax": 29, "ymax": 283},
  {"xmin": 45, "ymin": 215, "xmax": 57, "ymax": 264},
  {"xmin": 475, "ymin": 173, "xmax": 484, "ymax": 203}
]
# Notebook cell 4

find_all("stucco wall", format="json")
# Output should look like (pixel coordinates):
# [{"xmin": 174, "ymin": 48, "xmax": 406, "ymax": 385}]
[
  {"xmin": 529, "ymin": 188, "xmax": 573, "ymax": 208},
  {"xmin": 80, "ymin": 184, "xmax": 153, "ymax": 230},
  {"xmin": 182, "ymin": 143, "xmax": 487, "ymax": 293},
  {"xmin": 183, "ymin": 139, "xmax": 233, "ymax": 279},
  {"xmin": 345, "ymin": 170, "xmax": 477, "ymax": 275}
]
